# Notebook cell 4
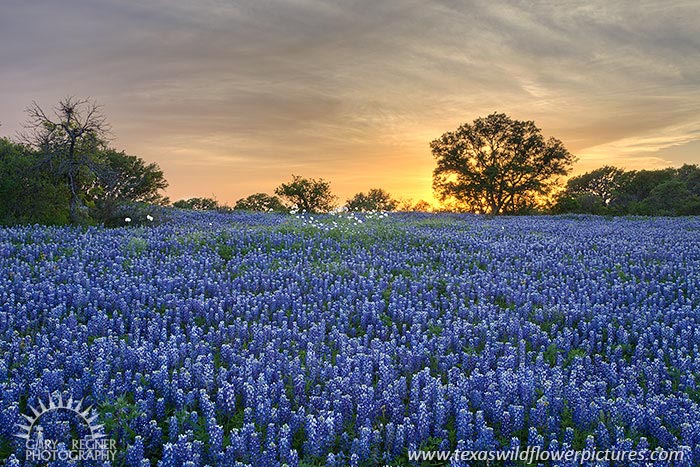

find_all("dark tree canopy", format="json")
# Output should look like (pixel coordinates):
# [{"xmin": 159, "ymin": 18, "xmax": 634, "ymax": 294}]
[
  {"xmin": 431, "ymin": 113, "xmax": 575, "ymax": 214},
  {"xmin": 409, "ymin": 200, "xmax": 433, "ymax": 212},
  {"xmin": 618, "ymin": 166, "xmax": 700, "ymax": 215},
  {"xmin": 555, "ymin": 166, "xmax": 632, "ymax": 213},
  {"xmin": 94, "ymin": 150, "xmax": 168, "ymax": 204},
  {"xmin": 0, "ymin": 138, "xmax": 69, "ymax": 225},
  {"xmin": 618, "ymin": 168, "xmax": 676, "ymax": 204},
  {"xmin": 20, "ymin": 97, "xmax": 110, "ymax": 224},
  {"xmin": 555, "ymin": 164, "xmax": 700, "ymax": 216},
  {"xmin": 395, "ymin": 198, "xmax": 433, "ymax": 212},
  {"xmin": 234, "ymin": 193, "xmax": 286, "ymax": 212},
  {"xmin": 173, "ymin": 197, "xmax": 225, "ymax": 211},
  {"xmin": 563, "ymin": 166, "xmax": 630, "ymax": 206},
  {"xmin": 2, "ymin": 99, "xmax": 168, "ymax": 226},
  {"xmin": 345, "ymin": 188, "xmax": 397, "ymax": 212},
  {"xmin": 275, "ymin": 175, "xmax": 337, "ymax": 213},
  {"xmin": 90, "ymin": 149, "xmax": 169, "ymax": 224}
]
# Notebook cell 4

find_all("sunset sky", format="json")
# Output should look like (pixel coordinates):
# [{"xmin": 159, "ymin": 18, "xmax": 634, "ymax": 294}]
[{"xmin": 1, "ymin": 0, "xmax": 699, "ymax": 205}]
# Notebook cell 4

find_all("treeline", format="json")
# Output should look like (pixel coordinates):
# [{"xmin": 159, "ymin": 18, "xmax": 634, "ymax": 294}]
[
  {"xmin": 554, "ymin": 165, "xmax": 700, "ymax": 216},
  {"xmin": 174, "ymin": 165, "xmax": 700, "ymax": 217},
  {"xmin": 176, "ymin": 166, "xmax": 700, "ymax": 216},
  {"xmin": 3, "ymin": 102, "xmax": 700, "ymax": 224},
  {"xmin": 0, "ymin": 136, "xmax": 168, "ymax": 226},
  {"xmin": 173, "ymin": 178, "xmax": 431, "ymax": 214},
  {"xmin": 0, "ymin": 97, "xmax": 167, "ymax": 226},
  {"xmin": 427, "ymin": 113, "xmax": 700, "ymax": 216}
]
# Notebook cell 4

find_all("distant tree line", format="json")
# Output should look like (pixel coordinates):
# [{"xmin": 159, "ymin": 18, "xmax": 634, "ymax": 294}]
[
  {"xmin": 428, "ymin": 112, "xmax": 700, "ymax": 216},
  {"xmin": 173, "ymin": 162, "xmax": 700, "ymax": 218},
  {"xmin": 173, "ymin": 179, "xmax": 412, "ymax": 214},
  {"xmin": 0, "ymin": 97, "xmax": 168, "ymax": 226},
  {"xmin": 4, "ymin": 102, "xmax": 699, "ymax": 224},
  {"xmin": 173, "ymin": 176, "xmax": 440, "ymax": 214},
  {"xmin": 554, "ymin": 165, "xmax": 700, "ymax": 216}
]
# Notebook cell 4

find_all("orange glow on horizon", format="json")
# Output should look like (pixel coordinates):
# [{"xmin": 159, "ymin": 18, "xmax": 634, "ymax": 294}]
[{"xmin": 0, "ymin": 1, "xmax": 698, "ymax": 207}]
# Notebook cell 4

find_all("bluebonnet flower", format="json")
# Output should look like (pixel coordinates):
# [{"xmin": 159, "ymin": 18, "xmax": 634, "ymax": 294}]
[
  {"xmin": 126, "ymin": 436, "xmax": 145, "ymax": 467},
  {"xmin": 2, "ymin": 212, "xmax": 700, "ymax": 465}
]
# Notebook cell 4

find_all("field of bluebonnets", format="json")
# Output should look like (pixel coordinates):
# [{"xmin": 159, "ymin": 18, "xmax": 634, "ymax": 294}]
[{"xmin": 1, "ymin": 210, "xmax": 700, "ymax": 466}]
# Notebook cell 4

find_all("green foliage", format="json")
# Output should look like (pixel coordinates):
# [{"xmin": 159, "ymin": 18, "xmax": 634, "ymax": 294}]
[
  {"xmin": 554, "ymin": 166, "xmax": 631, "ymax": 214},
  {"xmin": 0, "ymin": 434, "xmax": 13, "ymax": 463},
  {"xmin": 99, "ymin": 394, "xmax": 143, "ymax": 445},
  {"xmin": 431, "ymin": 113, "xmax": 574, "ymax": 214},
  {"xmin": 427, "ymin": 323, "xmax": 443, "ymax": 337},
  {"xmin": 346, "ymin": 188, "xmax": 398, "ymax": 211},
  {"xmin": 275, "ymin": 175, "xmax": 337, "ymax": 213},
  {"xmin": 173, "ymin": 197, "xmax": 227, "ymax": 211},
  {"xmin": 217, "ymin": 243, "xmax": 235, "ymax": 261},
  {"xmin": 0, "ymin": 138, "xmax": 70, "ymax": 225},
  {"xmin": 233, "ymin": 192, "xmax": 287, "ymax": 212},
  {"xmin": 379, "ymin": 313, "xmax": 393, "ymax": 328},
  {"xmin": 563, "ymin": 348, "xmax": 587, "ymax": 367},
  {"xmin": 544, "ymin": 343, "xmax": 560, "ymax": 366},
  {"xmin": 20, "ymin": 97, "xmax": 111, "ymax": 224},
  {"xmin": 640, "ymin": 179, "xmax": 700, "ymax": 215},
  {"xmin": 621, "ymin": 168, "xmax": 676, "ymax": 203},
  {"xmin": 125, "ymin": 237, "xmax": 149, "ymax": 255},
  {"xmin": 555, "ymin": 164, "xmax": 700, "ymax": 216},
  {"xmin": 90, "ymin": 149, "xmax": 168, "ymax": 225},
  {"xmin": 2, "ymin": 98, "xmax": 168, "ymax": 226}
]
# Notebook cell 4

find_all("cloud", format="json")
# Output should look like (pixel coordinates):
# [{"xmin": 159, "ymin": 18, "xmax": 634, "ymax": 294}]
[
  {"xmin": 1, "ymin": 0, "xmax": 699, "ymax": 203},
  {"xmin": 577, "ymin": 121, "xmax": 700, "ymax": 170}
]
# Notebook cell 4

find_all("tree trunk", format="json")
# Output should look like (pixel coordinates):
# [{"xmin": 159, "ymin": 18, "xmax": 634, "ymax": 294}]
[
  {"xmin": 69, "ymin": 194, "xmax": 79, "ymax": 224},
  {"xmin": 67, "ymin": 138, "xmax": 81, "ymax": 224},
  {"xmin": 67, "ymin": 171, "xmax": 81, "ymax": 224}
]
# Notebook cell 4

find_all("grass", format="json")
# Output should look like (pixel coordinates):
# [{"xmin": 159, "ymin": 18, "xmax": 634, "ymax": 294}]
[{"xmin": 125, "ymin": 236, "xmax": 148, "ymax": 255}]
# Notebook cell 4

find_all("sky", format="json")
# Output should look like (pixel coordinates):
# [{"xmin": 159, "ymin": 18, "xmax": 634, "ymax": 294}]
[{"xmin": 1, "ymin": 0, "xmax": 699, "ymax": 205}]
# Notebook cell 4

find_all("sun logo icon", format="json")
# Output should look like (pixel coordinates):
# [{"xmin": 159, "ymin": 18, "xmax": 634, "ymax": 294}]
[{"xmin": 14, "ymin": 392, "xmax": 106, "ymax": 444}]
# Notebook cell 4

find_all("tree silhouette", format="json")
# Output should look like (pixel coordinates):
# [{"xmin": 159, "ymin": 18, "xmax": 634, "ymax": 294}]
[
  {"xmin": 234, "ymin": 193, "xmax": 286, "ymax": 212},
  {"xmin": 275, "ymin": 175, "xmax": 337, "ymax": 213},
  {"xmin": 346, "ymin": 188, "xmax": 397, "ymax": 212},
  {"xmin": 431, "ymin": 113, "xmax": 574, "ymax": 214}
]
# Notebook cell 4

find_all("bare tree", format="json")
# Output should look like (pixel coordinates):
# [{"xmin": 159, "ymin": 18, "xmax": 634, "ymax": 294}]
[{"xmin": 20, "ymin": 96, "xmax": 110, "ymax": 223}]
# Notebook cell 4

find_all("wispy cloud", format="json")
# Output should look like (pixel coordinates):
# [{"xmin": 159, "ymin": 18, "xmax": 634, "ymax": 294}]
[
  {"xmin": 577, "ymin": 121, "xmax": 700, "ymax": 170},
  {"xmin": 1, "ymin": 0, "xmax": 698, "ymax": 202}
]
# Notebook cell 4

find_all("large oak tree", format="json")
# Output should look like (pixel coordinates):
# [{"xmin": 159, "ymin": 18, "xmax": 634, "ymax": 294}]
[{"xmin": 431, "ymin": 113, "xmax": 574, "ymax": 214}]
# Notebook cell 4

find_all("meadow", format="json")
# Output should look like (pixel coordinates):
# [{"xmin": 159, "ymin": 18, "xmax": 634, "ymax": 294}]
[{"xmin": 1, "ymin": 211, "xmax": 699, "ymax": 466}]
